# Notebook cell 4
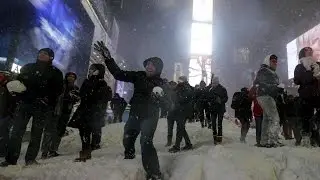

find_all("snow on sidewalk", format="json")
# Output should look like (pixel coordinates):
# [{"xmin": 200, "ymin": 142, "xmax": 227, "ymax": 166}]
[{"xmin": 1, "ymin": 118, "xmax": 320, "ymax": 180}]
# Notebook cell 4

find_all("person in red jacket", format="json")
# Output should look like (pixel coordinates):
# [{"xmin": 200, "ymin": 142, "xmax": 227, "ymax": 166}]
[{"xmin": 249, "ymin": 86, "xmax": 263, "ymax": 146}]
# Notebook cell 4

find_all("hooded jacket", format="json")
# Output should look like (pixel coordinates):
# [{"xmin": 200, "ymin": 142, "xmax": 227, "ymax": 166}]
[
  {"xmin": 17, "ymin": 58, "xmax": 63, "ymax": 107},
  {"xmin": 104, "ymin": 56, "xmax": 167, "ymax": 118},
  {"xmin": 70, "ymin": 64, "xmax": 112, "ymax": 128},
  {"xmin": 206, "ymin": 84, "xmax": 228, "ymax": 113},
  {"xmin": 254, "ymin": 55, "xmax": 280, "ymax": 98},
  {"xmin": 294, "ymin": 54, "xmax": 319, "ymax": 99}
]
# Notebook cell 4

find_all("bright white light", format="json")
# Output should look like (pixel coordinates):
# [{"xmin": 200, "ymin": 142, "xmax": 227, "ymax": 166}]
[
  {"xmin": 188, "ymin": 57, "xmax": 212, "ymax": 86},
  {"xmin": 287, "ymin": 39, "xmax": 298, "ymax": 79},
  {"xmin": 11, "ymin": 63, "xmax": 22, "ymax": 74},
  {"xmin": 190, "ymin": 22, "xmax": 212, "ymax": 55},
  {"xmin": 192, "ymin": 0, "xmax": 213, "ymax": 22}
]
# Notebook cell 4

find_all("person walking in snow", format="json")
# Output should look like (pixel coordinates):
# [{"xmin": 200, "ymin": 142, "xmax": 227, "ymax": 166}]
[
  {"xmin": 111, "ymin": 93, "xmax": 127, "ymax": 123},
  {"xmin": 0, "ymin": 72, "xmax": 16, "ymax": 157},
  {"xmin": 0, "ymin": 48, "xmax": 63, "ymax": 166},
  {"xmin": 294, "ymin": 47, "xmax": 320, "ymax": 146},
  {"xmin": 41, "ymin": 72, "xmax": 80, "ymax": 158},
  {"xmin": 249, "ymin": 86, "xmax": 263, "ymax": 146},
  {"xmin": 68, "ymin": 64, "xmax": 112, "ymax": 162},
  {"xmin": 196, "ymin": 81, "xmax": 210, "ymax": 128},
  {"xmin": 168, "ymin": 76, "xmax": 193, "ymax": 153},
  {"xmin": 254, "ymin": 54, "xmax": 283, "ymax": 148},
  {"xmin": 94, "ymin": 41, "xmax": 168, "ymax": 180},
  {"xmin": 165, "ymin": 81, "xmax": 177, "ymax": 147},
  {"xmin": 231, "ymin": 87, "xmax": 252, "ymax": 143},
  {"xmin": 207, "ymin": 77, "xmax": 228, "ymax": 145}
]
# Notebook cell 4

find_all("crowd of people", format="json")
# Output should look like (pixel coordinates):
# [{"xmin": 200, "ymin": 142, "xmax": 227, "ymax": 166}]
[{"xmin": 0, "ymin": 42, "xmax": 320, "ymax": 180}]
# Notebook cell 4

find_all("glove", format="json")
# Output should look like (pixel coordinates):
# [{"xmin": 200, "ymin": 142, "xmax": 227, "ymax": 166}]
[
  {"xmin": 6, "ymin": 80, "xmax": 26, "ymax": 93},
  {"xmin": 152, "ymin": 86, "xmax": 164, "ymax": 97},
  {"xmin": 94, "ymin": 41, "xmax": 112, "ymax": 60}
]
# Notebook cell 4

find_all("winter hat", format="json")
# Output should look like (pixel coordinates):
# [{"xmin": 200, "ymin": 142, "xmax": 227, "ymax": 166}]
[
  {"xmin": 263, "ymin": 54, "xmax": 278, "ymax": 66},
  {"xmin": 65, "ymin": 72, "xmax": 77, "ymax": 80},
  {"xmin": 241, "ymin": 87, "xmax": 248, "ymax": 92},
  {"xmin": 39, "ymin": 48, "xmax": 54, "ymax": 60},
  {"xmin": 89, "ymin": 64, "xmax": 105, "ymax": 79},
  {"xmin": 211, "ymin": 77, "xmax": 219, "ymax": 84},
  {"xmin": 178, "ymin": 76, "xmax": 188, "ymax": 83},
  {"xmin": 143, "ymin": 57, "xmax": 163, "ymax": 75}
]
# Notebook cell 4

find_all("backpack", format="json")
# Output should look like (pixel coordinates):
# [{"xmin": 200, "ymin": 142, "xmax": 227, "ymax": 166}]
[{"xmin": 231, "ymin": 92, "xmax": 242, "ymax": 109}]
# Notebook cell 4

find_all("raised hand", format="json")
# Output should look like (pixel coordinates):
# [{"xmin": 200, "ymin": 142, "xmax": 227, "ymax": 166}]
[{"xmin": 94, "ymin": 41, "xmax": 111, "ymax": 60}]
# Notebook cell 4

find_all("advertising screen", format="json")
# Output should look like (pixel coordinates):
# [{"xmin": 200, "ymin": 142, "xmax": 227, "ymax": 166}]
[
  {"xmin": 287, "ymin": 23, "xmax": 320, "ymax": 79},
  {"xmin": 0, "ymin": 0, "xmax": 94, "ymax": 79}
]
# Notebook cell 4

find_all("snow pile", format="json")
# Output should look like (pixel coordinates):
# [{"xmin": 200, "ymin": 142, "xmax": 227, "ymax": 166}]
[{"xmin": 1, "ymin": 118, "xmax": 320, "ymax": 180}]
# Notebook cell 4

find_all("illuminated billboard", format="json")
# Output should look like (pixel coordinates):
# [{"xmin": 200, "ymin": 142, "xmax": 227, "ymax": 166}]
[
  {"xmin": 287, "ymin": 23, "xmax": 320, "ymax": 79},
  {"xmin": 190, "ymin": 22, "xmax": 212, "ymax": 55},
  {"xmin": 192, "ymin": 0, "xmax": 213, "ymax": 23},
  {"xmin": 188, "ymin": 56, "xmax": 212, "ymax": 86}
]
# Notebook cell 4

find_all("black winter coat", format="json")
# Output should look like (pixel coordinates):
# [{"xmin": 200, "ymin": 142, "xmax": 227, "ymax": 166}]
[
  {"xmin": 104, "ymin": 58, "xmax": 167, "ymax": 119},
  {"xmin": 294, "ymin": 63, "xmax": 319, "ymax": 99},
  {"xmin": 17, "ymin": 62, "xmax": 63, "ymax": 107},
  {"xmin": 55, "ymin": 83, "xmax": 80, "ymax": 116},
  {"xmin": 70, "ymin": 77, "xmax": 112, "ymax": 129},
  {"xmin": 173, "ymin": 82, "xmax": 194, "ymax": 116},
  {"xmin": 0, "ymin": 85, "xmax": 16, "ymax": 118},
  {"xmin": 234, "ymin": 91, "xmax": 252, "ymax": 119},
  {"xmin": 206, "ymin": 84, "xmax": 228, "ymax": 113}
]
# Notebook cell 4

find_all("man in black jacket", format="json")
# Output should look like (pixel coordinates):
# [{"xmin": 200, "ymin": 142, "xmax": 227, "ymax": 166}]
[
  {"xmin": 207, "ymin": 77, "xmax": 228, "ymax": 144},
  {"xmin": 0, "ymin": 48, "xmax": 63, "ymax": 166},
  {"xmin": 196, "ymin": 81, "xmax": 210, "ymax": 128},
  {"xmin": 168, "ymin": 76, "xmax": 193, "ymax": 153},
  {"xmin": 0, "ymin": 72, "xmax": 15, "ymax": 157},
  {"xmin": 41, "ymin": 72, "xmax": 80, "ymax": 158},
  {"xmin": 231, "ymin": 88, "xmax": 252, "ymax": 143},
  {"xmin": 94, "ymin": 41, "xmax": 167, "ymax": 180}
]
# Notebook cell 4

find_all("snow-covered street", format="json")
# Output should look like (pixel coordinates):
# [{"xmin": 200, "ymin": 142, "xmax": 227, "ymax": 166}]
[{"xmin": 1, "ymin": 118, "xmax": 320, "ymax": 180}]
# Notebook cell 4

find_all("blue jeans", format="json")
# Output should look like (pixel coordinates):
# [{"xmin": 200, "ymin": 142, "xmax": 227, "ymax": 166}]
[{"xmin": 123, "ymin": 113, "xmax": 161, "ymax": 177}]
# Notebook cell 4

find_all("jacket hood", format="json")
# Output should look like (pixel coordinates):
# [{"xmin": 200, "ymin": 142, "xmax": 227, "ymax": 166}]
[
  {"xmin": 263, "ymin": 54, "xmax": 277, "ymax": 66},
  {"xmin": 89, "ymin": 64, "xmax": 105, "ymax": 79},
  {"xmin": 143, "ymin": 57, "xmax": 163, "ymax": 75}
]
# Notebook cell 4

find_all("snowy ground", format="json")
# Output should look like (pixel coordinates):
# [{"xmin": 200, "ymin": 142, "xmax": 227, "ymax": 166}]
[{"xmin": 1, "ymin": 118, "xmax": 320, "ymax": 180}]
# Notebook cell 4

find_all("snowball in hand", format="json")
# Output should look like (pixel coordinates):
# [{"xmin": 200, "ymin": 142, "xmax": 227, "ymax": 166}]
[
  {"xmin": 152, "ymin": 86, "xmax": 164, "ymax": 97},
  {"xmin": 6, "ymin": 80, "xmax": 27, "ymax": 93}
]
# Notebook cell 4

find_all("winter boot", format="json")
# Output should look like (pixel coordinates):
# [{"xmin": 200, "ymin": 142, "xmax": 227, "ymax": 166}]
[
  {"xmin": 0, "ymin": 161, "xmax": 16, "ymax": 167},
  {"xmin": 146, "ymin": 173, "xmax": 163, "ymax": 180},
  {"xmin": 168, "ymin": 146, "xmax": 180, "ymax": 153},
  {"xmin": 25, "ymin": 160, "xmax": 39, "ymax": 166},
  {"xmin": 74, "ymin": 151, "xmax": 87, "ymax": 162},
  {"xmin": 91, "ymin": 144, "xmax": 101, "ymax": 151},
  {"xmin": 124, "ymin": 152, "xmax": 136, "ymax": 159},
  {"xmin": 240, "ymin": 136, "xmax": 246, "ymax": 143},
  {"xmin": 41, "ymin": 152, "xmax": 48, "ymax": 159},
  {"xmin": 182, "ymin": 144, "xmax": 193, "ymax": 151},
  {"xmin": 214, "ymin": 136, "xmax": 222, "ymax": 145},
  {"xmin": 48, "ymin": 151, "xmax": 60, "ymax": 158},
  {"xmin": 165, "ymin": 136, "xmax": 172, "ymax": 147}
]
